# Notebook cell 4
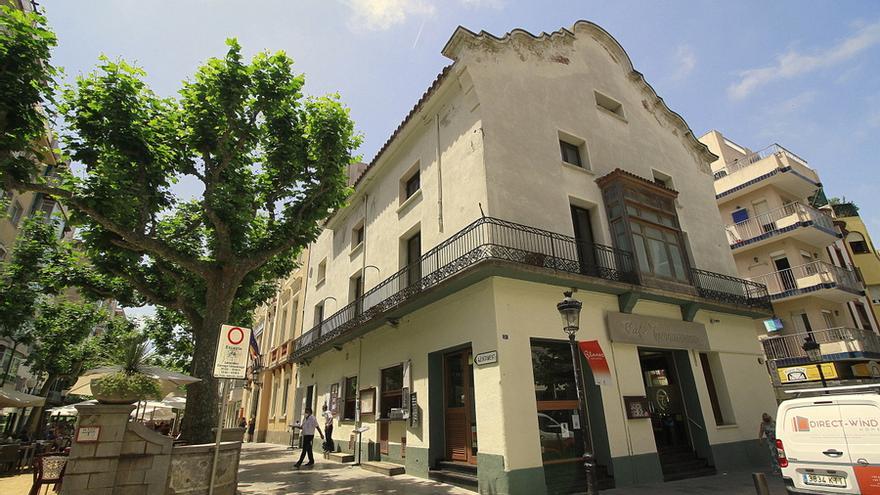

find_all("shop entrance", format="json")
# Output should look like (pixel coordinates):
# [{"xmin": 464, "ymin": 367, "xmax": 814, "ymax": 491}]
[
  {"xmin": 638, "ymin": 348, "xmax": 714, "ymax": 481},
  {"xmin": 444, "ymin": 349, "xmax": 477, "ymax": 464}
]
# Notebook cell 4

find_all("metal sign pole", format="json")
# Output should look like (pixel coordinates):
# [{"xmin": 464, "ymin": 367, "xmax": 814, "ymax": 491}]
[{"xmin": 208, "ymin": 378, "xmax": 228, "ymax": 495}]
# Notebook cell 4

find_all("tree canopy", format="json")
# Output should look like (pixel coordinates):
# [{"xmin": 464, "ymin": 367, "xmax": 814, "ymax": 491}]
[{"xmin": 1, "ymin": 7, "xmax": 360, "ymax": 443}]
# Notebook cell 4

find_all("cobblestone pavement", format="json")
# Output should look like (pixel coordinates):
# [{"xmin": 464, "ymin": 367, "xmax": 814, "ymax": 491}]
[
  {"xmin": 237, "ymin": 442, "xmax": 473, "ymax": 495},
  {"xmin": 238, "ymin": 442, "xmax": 787, "ymax": 495}
]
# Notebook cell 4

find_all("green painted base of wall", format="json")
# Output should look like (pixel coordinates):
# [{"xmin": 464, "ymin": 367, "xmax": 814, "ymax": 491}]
[
  {"xmin": 478, "ymin": 453, "xmax": 547, "ymax": 495},
  {"xmin": 610, "ymin": 452, "xmax": 663, "ymax": 487},
  {"xmin": 405, "ymin": 446, "xmax": 430, "ymax": 478},
  {"xmin": 262, "ymin": 431, "xmax": 292, "ymax": 446},
  {"xmin": 381, "ymin": 443, "xmax": 406, "ymax": 466},
  {"xmin": 711, "ymin": 438, "xmax": 772, "ymax": 472}
]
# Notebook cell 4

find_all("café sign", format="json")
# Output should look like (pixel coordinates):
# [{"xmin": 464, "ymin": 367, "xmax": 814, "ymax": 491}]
[{"xmin": 607, "ymin": 312, "xmax": 710, "ymax": 351}]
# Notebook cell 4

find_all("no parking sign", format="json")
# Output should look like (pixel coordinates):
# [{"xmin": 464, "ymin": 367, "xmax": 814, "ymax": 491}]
[{"xmin": 212, "ymin": 324, "xmax": 252, "ymax": 379}]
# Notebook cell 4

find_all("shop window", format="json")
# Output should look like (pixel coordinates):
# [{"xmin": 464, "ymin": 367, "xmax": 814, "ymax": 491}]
[
  {"xmin": 343, "ymin": 376, "xmax": 358, "ymax": 420},
  {"xmin": 598, "ymin": 169, "xmax": 691, "ymax": 284},
  {"xmin": 698, "ymin": 353, "xmax": 735, "ymax": 426},
  {"xmin": 380, "ymin": 364, "xmax": 403, "ymax": 418},
  {"xmin": 530, "ymin": 339, "xmax": 584, "ymax": 464}
]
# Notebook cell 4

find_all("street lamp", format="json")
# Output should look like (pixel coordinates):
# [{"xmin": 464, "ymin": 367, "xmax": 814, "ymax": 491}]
[
  {"xmin": 802, "ymin": 337, "xmax": 828, "ymax": 392},
  {"xmin": 557, "ymin": 291, "xmax": 598, "ymax": 495}
]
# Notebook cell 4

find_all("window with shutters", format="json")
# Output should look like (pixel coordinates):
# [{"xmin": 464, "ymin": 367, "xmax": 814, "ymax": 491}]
[{"xmin": 380, "ymin": 365, "xmax": 403, "ymax": 418}]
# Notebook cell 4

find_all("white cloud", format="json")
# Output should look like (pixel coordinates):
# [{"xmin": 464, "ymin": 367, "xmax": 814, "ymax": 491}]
[
  {"xmin": 347, "ymin": 0, "xmax": 436, "ymax": 31},
  {"xmin": 728, "ymin": 20, "xmax": 880, "ymax": 100},
  {"xmin": 670, "ymin": 44, "xmax": 696, "ymax": 81}
]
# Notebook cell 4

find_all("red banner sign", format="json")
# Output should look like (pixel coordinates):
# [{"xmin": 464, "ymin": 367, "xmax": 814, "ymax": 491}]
[{"xmin": 579, "ymin": 340, "xmax": 612, "ymax": 386}]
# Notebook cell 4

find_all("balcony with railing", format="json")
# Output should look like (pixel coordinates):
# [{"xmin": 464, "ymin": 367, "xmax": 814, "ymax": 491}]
[
  {"xmin": 290, "ymin": 217, "xmax": 772, "ymax": 361},
  {"xmin": 712, "ymin": 144, "xmax": 821, "ymax": 202},
  {"xmin": 761, "ymin": 327, "xmax": 880, "ymax": 365},
  {"xmin": 724, "ymin": 202, "xmax": 839, "ymax": 251},
  {"xmin": 750, "ymin": 260, "xmax": 863, "ymax": 303}
]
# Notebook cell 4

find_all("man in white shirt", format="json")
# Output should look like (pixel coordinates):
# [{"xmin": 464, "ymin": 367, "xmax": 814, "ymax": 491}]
[{"xmin": 293, "ymin": 407, "xmax": 323, "ymax": 468}]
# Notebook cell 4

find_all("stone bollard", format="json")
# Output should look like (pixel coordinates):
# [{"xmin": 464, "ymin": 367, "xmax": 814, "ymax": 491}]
[
  {"xmin": 752, "ymin": 472, "xmax": 770, "ymax": 495},
  {"xmin": 62, "ymin": 403, "xmax": 173, "ymax": 495}
]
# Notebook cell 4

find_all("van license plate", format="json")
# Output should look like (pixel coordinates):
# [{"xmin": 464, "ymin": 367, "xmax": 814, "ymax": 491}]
[{"xmin": 804, "ymin": 474, "xmax": 846, "ymax": 487}]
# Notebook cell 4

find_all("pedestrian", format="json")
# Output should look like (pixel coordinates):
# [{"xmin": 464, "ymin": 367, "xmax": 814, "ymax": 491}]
[
  {"xmin": 238, "ymin": 417, "xmax": 247, "ymax": 429},
  {"xmin": 758, "ymin": 412, "xmax": 780, "ymax": 474},
  {"xmin": 321, "ymin": 404, "xmax": 334, "ymax": 453},
  {"xmin": 247, "ymin": 417, "xmax": 256, "ymax": 443},
  {"xmin": 292, "ymin": 407, "xmax": 323, "ymax": 468}
]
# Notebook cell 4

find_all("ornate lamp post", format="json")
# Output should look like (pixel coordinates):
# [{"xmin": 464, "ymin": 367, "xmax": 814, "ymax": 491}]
[
  {"xmin": 557, "ymin": 291, "xmax": 598, "ymax": 494},
  {"xmin": 802, "ymin": 337, "xmax": 828, "ymax": 391}
]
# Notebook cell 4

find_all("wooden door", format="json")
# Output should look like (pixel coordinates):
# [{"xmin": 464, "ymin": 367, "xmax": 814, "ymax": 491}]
[{"xmin": 444, "ymin": 350, "xmax": 474, "ymax": 463}]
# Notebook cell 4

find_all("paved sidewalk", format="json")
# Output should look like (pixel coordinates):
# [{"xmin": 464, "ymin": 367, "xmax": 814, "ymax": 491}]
[
  {"xmin": 237, "ymin": 442, "xmax": 473, "ymax": 495},
  {"xmin": 238, "ymin": 442, "xmax": 786, "ymax": 494}
]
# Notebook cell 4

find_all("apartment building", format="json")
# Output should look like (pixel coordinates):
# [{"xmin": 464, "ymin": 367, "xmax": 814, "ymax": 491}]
[
  {"xmin": 833, "ymin": 202, "xmax": 880, "ymax": 317},
  {"xmin": 239, "ymin": 250, "xmax": 309, "ymax": 444},
  {"xmin": 699, "ymin": 131, "xmax": 879, "ymax": 397},
  {"xmin": 283, "ymin": 23, "xmax": 780, "ymax": 494}
]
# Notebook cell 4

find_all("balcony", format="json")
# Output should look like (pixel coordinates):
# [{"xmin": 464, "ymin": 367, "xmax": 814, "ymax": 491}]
[
  {"xmin": 724, "ymin": 202, "xmax": 839, "ymax": 252},
  {"xmin": 713, "ymin": 144, "xmax": 821, "ymax": 202},
  {"xmin": 750, "ymin": 260, "xmax": 863, "ymax": 303},
  {"xmin": 761, "ymin": 327, "xmax": 880, "ymax": 366},
  {"xmin": 291, "ymin": 217, "xmax": 771, "ymax": 361}
]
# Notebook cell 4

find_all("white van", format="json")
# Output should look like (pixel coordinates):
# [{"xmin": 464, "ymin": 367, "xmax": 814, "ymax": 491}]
[{"xmin": 775, "ymin": 386, "xmax": 880, "ymax": 494}]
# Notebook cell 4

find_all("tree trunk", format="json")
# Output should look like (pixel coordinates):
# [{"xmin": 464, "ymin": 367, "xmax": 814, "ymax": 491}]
[
  {"xmin": 179, "ymin": 274, "xmax": 238, "ymax": 444},
  {"xmin": 23, "ymin": 374, "xmax": 56, "ymax": 435}
]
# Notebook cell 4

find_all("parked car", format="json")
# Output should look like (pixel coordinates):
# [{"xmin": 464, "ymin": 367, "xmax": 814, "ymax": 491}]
[{"xmin": 775, "ymin": 386, "xmax": 880, "ymax": 494}]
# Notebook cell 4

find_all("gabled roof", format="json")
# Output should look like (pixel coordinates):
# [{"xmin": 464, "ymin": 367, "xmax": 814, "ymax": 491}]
[{"xmin": 441, "ymin": 21, "xmax": 717, "ymax": 165}]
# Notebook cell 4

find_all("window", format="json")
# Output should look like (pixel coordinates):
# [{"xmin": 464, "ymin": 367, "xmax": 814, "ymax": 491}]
[
  {"xmin": 352, "ymin": 222, "xmax": 365, "ymax": 249},
  {"xmin": 598, "ymin": 170, "xmax": 691, "ymax": 284},
  {"xmin": 848, "ymin": 232, "xmax": 870, "ymax": 254},
  {"xmin": 699, "ymin": 353, "xmax": 735, "ymax": 426},
  {"xmin": 278, "ymin": 308, "xmax": 288, "ymax": 344},
  {"xmin": 405, "ymin": 171, "xmax": 420, "ymax": 200},
  {"xmin": 350, "ymin": 273, "xmax": 364, "ymax": 315},
  {"xmin": 316, "ymin": 259, "xmax": 327, "ymax": 284},
  {"xmin": 380, "ymin": 365, "xmax": 404, "ymax": 418},
  {"xmin": 8, "ymin": 200, "xmax": 23, "ymax": 226},
  {"xmin": 343, "ymin": 376, "xmax": 358, "ymax": 420},
  {"xmin": 314, "ymin": 302, "xmax": 324, "ymax": 327},
  {"xmin": 0, "ymin": 347, "xmax": 22, "ymax": 383},
  {"xmin": 854, "ymin": 302, "xmax": 874, "ymax": 331},
  {"xmin": 595, "ymin": 91, "xmax": 625, "ymax": 119},
  {"xmin": 560, "ymin": 140, "xmax": 582, "ymax": 167},
  {"xmin": 652, "ymin": 170, "xmax": 673, "ymax": 189},
  {"xmin": 405, "ymin": 232, "xmax": 421, "ymax": 287},
  {"xmin": 281, "ymin": 376, "xmax": 290, "ymax": 415}
]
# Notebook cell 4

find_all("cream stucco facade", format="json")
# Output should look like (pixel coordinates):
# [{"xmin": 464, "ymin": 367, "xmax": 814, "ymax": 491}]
[
  {"xmin": 699, "ymin": 131, "xmax": 880, "ymax": 399},
  {"xmin": 287, "ymin": 23, "xmax": 779, "ymax": 494}
]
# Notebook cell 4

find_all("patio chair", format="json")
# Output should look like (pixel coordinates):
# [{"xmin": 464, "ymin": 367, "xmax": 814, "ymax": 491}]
[
  {"xmin": 29, "ymin": 454, "xmax": 67, "ymax": 495},
  {"xmin": 0, "ymin": 443, "xmax": 20, "ymax": 472}
]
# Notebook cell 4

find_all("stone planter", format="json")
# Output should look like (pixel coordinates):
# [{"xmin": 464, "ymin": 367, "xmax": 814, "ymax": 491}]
[{"xmin": 91, "ymin": 379, "xmax": 140, "ymax": 405}]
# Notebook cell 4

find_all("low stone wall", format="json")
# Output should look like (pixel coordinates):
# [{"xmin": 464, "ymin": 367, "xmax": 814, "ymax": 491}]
[
  {"xmin": 167, "ymin": 442, "xmax": 242, "ymax": 495},
  {"xmin": 61, "ymin": 403, "xmax": 242, "ymax": 495}
]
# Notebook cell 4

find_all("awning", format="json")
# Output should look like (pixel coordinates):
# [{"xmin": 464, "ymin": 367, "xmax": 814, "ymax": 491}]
[{"xmin": 0, "ymin": 388, "xmax": 46, "ymax": 408}]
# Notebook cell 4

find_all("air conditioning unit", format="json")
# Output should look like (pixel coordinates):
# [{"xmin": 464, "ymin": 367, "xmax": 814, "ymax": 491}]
[{"xmin": 389, "ymin": 408, "xmax": 406, "ymax": 420}]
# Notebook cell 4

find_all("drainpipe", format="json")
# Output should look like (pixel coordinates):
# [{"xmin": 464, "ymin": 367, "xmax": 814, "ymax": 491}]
[{"xmin": 435, "ymin": 113, "xmax": 444, "ymax": 233}]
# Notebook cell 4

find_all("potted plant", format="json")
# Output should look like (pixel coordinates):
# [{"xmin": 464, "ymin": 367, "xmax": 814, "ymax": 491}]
[{"xmin": 91, "ymin": 334, "xmax": 162, "ymax": 404}]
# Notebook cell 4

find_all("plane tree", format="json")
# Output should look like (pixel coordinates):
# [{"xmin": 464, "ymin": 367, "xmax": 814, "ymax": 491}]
[{"xmin": 1, "ymin": 7, "xmax": 359, "ymax": 442}]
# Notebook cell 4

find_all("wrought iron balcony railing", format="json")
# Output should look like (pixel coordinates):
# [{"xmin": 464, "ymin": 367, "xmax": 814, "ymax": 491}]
[
  {"xmin": 761, "ymin": 327, "xmax": 880, "ymax": 361},
  {"xmin": 724, "ymin": 202, "xmax": 836, "ymax": 247},
  {"xmin": 713, "ymin": 143, "xmax": 812, "ymax": 181},
  {"xmin": 750, "ymin": 260, "xmax": 862, "ymax": 297},
  {"xmin": 292, "ymin": 216, "xmax": 772, "ymax": 359}
]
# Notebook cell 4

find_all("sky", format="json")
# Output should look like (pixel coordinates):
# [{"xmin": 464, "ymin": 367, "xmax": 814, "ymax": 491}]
[{"xmin": 39, "ymin": 0, "xmax": 880, "ymax": 318}]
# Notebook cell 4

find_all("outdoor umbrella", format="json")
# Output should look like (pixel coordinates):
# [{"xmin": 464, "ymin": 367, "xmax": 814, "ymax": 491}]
[
  {"xmin": 0, "ymin": 388, "xmax": 46, "ymax": 408},
  {"xmin": 67, "ymin": 365, "xmax": 201, "ymax": 397},
  {"xmin": 161, "ymin": 394, "xmax": 186, "ymax": 410},
  {"xmin": 133, "ymin": 401, "xmax": 175, "ymax": 421},
  {"xmin": 45, "ymin": 399, "xmax": 98, "ymax": 416}
]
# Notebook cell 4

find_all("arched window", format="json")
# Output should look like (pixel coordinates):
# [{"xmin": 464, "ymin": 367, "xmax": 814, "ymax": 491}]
[{"xmin": 847, "ymin": 232, "xmax": 870, "ymax": 254}]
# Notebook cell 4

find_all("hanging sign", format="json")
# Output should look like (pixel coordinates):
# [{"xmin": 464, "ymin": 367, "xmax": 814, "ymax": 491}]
[
  {"xmin": 409, "ymin": 392, "xmax": 419, "ymax": 427},
  {"xmin": 213, "ymin": 325, "xmax": 252, "ymax": 379},
  {"xmin": 579, "ymin": 340, "xmax": 612, "ymax": 386}
]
